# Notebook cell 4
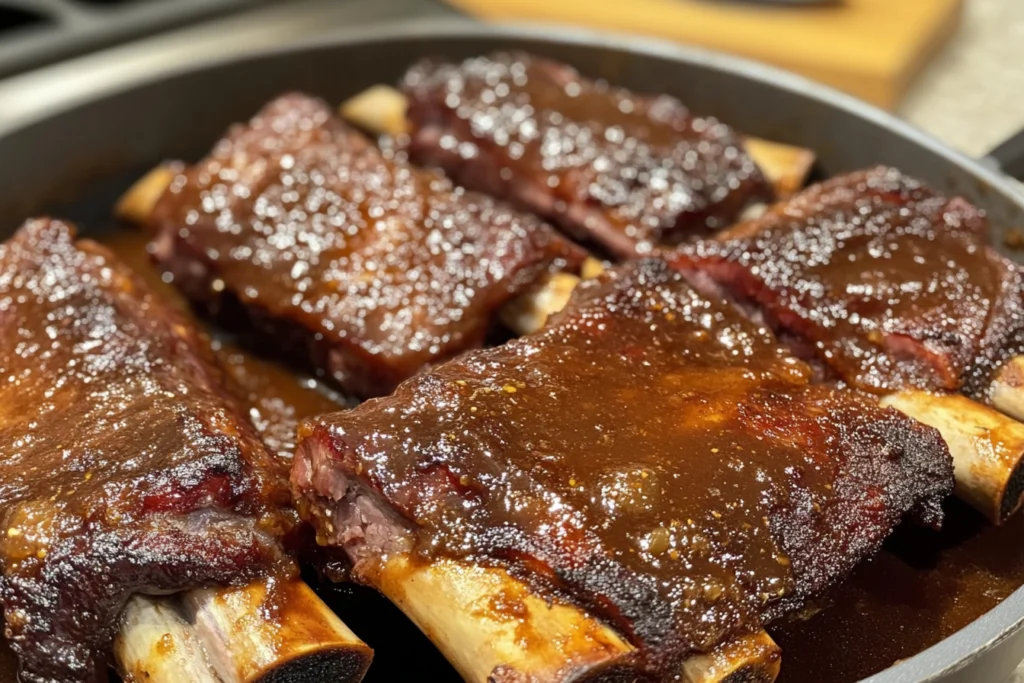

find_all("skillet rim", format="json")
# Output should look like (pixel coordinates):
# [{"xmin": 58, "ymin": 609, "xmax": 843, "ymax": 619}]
[{"xmin": 0, "ymin": 18, "xmax": 1022, "ymax": 683}]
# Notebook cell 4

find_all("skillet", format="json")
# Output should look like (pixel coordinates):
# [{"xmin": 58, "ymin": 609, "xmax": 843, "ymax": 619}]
[{"xmin": 1, "ymin": 19, "xmax": 1024, "ymax": 683}]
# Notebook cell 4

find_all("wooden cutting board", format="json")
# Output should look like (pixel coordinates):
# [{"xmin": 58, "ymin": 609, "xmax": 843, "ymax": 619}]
[{"xmin": 444, "ymin": 0, "xmax": 962, "ymax": 110}]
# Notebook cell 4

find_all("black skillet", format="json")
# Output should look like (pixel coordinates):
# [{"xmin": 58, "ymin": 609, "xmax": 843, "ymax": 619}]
[{"xmin": 1, "ymin": 19, "xmax": 1024, "ymax": 683}]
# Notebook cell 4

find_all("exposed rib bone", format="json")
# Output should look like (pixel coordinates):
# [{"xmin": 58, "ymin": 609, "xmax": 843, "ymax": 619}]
[
  {"xmin": 882, "ymin": 391, "xmax": 1024, "ymax": 524},
  {"xmin": 115, "ymin": 164, "xmax": 178, "ymax": 226},
  {"xmin": 115, "ymin": 579, "xmax": 372, "ymax": 683},
  {"xmin": 742, "ymin": 137, "xmax": 815, "ymax": 198},
  {"xmin": 500, "ymin": 272, "xmax": 581, "ymax": 335},
  {"xmin": 374, "ymin": 553, "xmax": 780, "ymax": 683},
  {"xmin": 682, "ymin": 630, "xmax": 782, "ymax": 683},
  {"xmin": 115, "ymin": 595, "xmax": 219, "ymax": 683}
]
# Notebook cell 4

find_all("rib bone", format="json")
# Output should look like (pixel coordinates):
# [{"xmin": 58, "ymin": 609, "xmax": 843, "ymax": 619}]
[
  {"xmin": 115, "ymin": 595, "xmax": 219, "ymax": 683},
  {"xmin": 374, "ymin": 553, "xmax": 781, "ymax": 683},
  {"xmin": 682, "ymin": 631, "xmax": 782, "ymax": 683},
  {"xmin": 115, "ymin": 579, "xmax": 372, "ymax": 683},
  {"xmin": 115, "ymin": 164, "xmax": 178, "ymax": 226},
  {"xmin": 882, "ymin": 391, "xmax": 1024, "ymax": 524}
]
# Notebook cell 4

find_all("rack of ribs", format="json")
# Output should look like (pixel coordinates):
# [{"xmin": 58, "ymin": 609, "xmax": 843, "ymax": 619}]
[
  {"xmin": 401, "ymin": 52, "xmax": 775, "ymax": 258},
  {"xmin": 0, "ymin": 219, "xmax": 369, "ymax": 683},
  {"xmin": 674, "ymin": 166, "xmax": 1024, "ymax": 522},
  {"xmin": 292, "ymin": 258, "xmax": 953, "ymax": 681},
  {"xmin": 145, "ymin": 93, "xmax": 584, "ymax": 400}
]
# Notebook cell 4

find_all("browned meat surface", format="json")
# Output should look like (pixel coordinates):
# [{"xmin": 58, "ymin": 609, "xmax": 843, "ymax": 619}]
[
  {"xmin": 292, "ymin": 258, "xmax": 953, "ymax": 677},
  {"xmin": 0, "ymin": 219, "xmax": 295, "ymax": 683},
  {"xmin": 402, "ymin": 52, "xmax": 773, "ymax": 259},
  {"xmin": 674, "ymin": 166, "xmax": 1024, "ymax": 398},
  {"xmin": 149, "ymin": 93, "xmax": 583, "ymax": 399}
]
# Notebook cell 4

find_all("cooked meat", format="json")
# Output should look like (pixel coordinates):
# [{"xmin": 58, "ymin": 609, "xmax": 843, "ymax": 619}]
[
  {"xmin": 0, "ymin": 219, "xmax": 294, "ymax": 683},
  {"xmin": 149, "ymin": 93, "xmax": 584, "ymax": 399},
  {"xmin": 674, "ymin": 166, "xmax": 1024, "ymax": 398},
  {"xmin": 402, "ymin": 52, "xmax": 774, "ymax": 258},
  {"xmin": 292, "ymin": 258, "xmax": 953, "ymax": 677}
]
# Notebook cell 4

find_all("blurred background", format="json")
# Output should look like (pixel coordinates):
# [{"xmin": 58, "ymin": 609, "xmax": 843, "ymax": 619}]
[{"xmin": 0, "ymin": 0, "xmax": 1020, "ymax": 158}]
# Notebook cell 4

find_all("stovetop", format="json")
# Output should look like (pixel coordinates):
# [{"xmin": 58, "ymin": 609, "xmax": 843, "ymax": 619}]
[
  {"xmin": 0, "ymin": 0, "xmax": 460, "ymax": 130},
  {"xmin": 0, "ymin": 0, "xmax": 281, "ymax": 79},
  {"xmin": 0, "ymin": 0, "xmax": 459, "ymax": 80}
]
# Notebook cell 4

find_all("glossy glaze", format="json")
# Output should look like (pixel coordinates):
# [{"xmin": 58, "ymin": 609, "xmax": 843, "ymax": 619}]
[
  {"xmin": 150, "ymin": 93, "xmax": 581, "ymax": 399},
  {"xmin": 403, "ymin": 52, "xmax": 773, "ymax": 258},
  {"xmin": 89, "ymin": 232, "xmax": 1024, "ymax": 683},
  {"xmin": 0, "ymin": 220, "xmax": 292, "ymax": 682},
  {"xmin": 99, "ymin": 230, "xmax": 348, "ymax": 456},
  {"xmin": 295, "ymin": 259, "xmax": 952, "ymax": 676},
  {"xmin": 679, "ymin": 167, "xmax": 1024, "ymax": 398}
]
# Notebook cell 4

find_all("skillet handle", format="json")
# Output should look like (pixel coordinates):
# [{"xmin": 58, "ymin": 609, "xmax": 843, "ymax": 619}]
[{"xmin": 987, "ymin": 130, "xmax": 1024, "ymax": 182}]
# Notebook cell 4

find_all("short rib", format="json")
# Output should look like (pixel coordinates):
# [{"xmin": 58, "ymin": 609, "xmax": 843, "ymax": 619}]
[
  {"xmin": 0, "ymin": 219, "xmax": 294, "ymax": 683},
  {"xmin": 675, "ymin": 166, "xmax": 1024, "ymax": 398},
  {"xmin": 149, "ymin": 93, "xmax": 583, "ymax": 399},
  {"xmin": 292, "ymin": 258, "xmax": 953, "ymax": 677},
  {"xmin": 403, "ymin": 52, "xmax": 774, "ymax": 258}
]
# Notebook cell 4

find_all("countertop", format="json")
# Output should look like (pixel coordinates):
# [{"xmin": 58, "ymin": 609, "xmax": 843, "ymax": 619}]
[{"xmin": 901, "ymin": 0, "xmax": 1024, "ymax": 161}]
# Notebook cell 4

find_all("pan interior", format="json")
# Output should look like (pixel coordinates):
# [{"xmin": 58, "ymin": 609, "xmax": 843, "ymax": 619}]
[{"xmin": 1, "ymin": 23, "xmax": 1024, "ymax": 683}]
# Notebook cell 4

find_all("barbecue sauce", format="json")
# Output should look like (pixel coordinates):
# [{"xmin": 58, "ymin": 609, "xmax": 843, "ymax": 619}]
[
  {"xmin": 0, "ymin": 220, "xmax": 301, "ymax": 682},
  {"xmin": 73, "ymin": 230, "xmax": 1024, "ymax": 683},
  {"xmin": 681, "ymin": 167, "xmax": 1024, "ymax": 398},
  {"xmin": 294, "ymin": 259, "xmax": 951, "ymax": 676},
  {"xmin": 403, "ymin": 53, "xmax": 773, "ymax": 257},
  {"xmin": 772, "ymin": 499, "xmax": 1024, "ymax": 683},
  {"xmin": 100, "ymin": 229, "xmax": 348, "ymax": 460},
  {"xmin": 149, "ymin": 94, "xmax": 582, "ymax": 399}
]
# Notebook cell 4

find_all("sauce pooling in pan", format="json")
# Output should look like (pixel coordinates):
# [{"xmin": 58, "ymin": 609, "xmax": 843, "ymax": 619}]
[
  {"xmin": 771, "ymin": 499, "xmax": 1024, "ymax": 683},
  {"xmin": 100, "ymin": 229, "xmax": 350, "ymax": 461}
]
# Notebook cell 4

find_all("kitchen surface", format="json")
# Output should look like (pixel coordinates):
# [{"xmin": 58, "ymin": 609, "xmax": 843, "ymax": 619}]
[
  {"xmin": 2, "ymin": 1, "xmax": 1024, "ymax": 683},
  {"xmin": 902, "ymin": 0, "xmax": 1024, "ymax": 159}
]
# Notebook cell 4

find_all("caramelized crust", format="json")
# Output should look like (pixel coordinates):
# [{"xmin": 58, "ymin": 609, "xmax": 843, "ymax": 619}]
[
  {"xmin": 675, "ymin": 167, "xmax": 1024, "ymax": 397},
  {"xmin": 293, "ymin": 259, "xmax": 952, "ymax": 676},
  {"xmin": 150, "ymin": 93, "xmax": 583, "ymax": 399},
  {"xmin": 0, "ymin": 220, "xmax": 293, "ymax": 683},
  {"xmin": 403, "ymin": 52, "xmax": 773, "ymax": 258}
]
